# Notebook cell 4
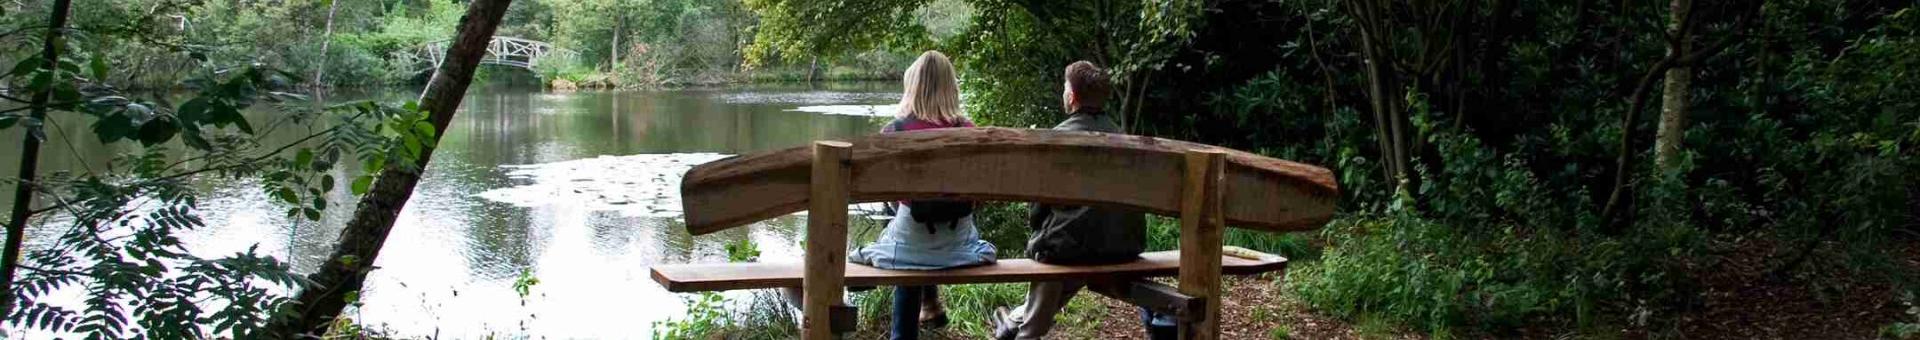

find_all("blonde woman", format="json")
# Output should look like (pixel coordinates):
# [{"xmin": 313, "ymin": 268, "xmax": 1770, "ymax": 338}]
[{"xmin": 850, "ymin": 50, "xmax": 996, "ymax": 340}]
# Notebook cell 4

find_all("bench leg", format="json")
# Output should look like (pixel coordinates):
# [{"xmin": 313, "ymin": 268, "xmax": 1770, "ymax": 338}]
[
  {"xmin": 1178, "ymin": 150, "xmax": 1226, "ymax": 340},
  {"xmin": 802, "ymin": 141, "xmax": 852, "ymax": 339},
  {"xmin": 783, "ymin": 287, "xmax": 859, "ymax": 335}
]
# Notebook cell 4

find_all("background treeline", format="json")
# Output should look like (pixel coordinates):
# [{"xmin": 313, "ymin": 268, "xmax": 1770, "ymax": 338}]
[
  {"xmin": 749, "ymin": 0, "xmax": 1920, "ymax": 336},
  {"xmin": 0, "ymin": 0, "xmax": 923, "ymax": 89}
]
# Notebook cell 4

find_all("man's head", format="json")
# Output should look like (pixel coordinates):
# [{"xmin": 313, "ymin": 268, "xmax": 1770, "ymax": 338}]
[{"xmin": 1062, "ymin": 61, "xmax": 1111, "ymax": 114}]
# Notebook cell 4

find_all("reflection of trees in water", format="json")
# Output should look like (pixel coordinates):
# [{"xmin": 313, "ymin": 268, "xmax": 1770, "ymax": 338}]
[
  {"xmin": 652, "ymin": 217, "xmax": 699, "ymax": 264},
  {"xmin": 583, "ymin": 211, "xmax": 645, "ymax": 255},
  {"xmin": 464, "ymin": 201, "xmax": 537, "ymax": 281},
  {"xmin": 451, "ymin": 89, "xmax": 551, "ymax": 167}
]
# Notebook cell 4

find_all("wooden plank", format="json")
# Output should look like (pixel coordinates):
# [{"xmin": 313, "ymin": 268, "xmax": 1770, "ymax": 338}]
[
  {"xmin": 801, "ymin": 141, "xmax": 851, "ymax": 340},
  {"xmin": 681, "ymin": 128, "xmax": 1339, "ymax": 235},
  {"xmin": 1178, "ymin": 150, "xmax": 1227, "ymax": 340},
  {"xmin": 649, "ymin": 251, "xmax": 1286, "ymax": 293}
]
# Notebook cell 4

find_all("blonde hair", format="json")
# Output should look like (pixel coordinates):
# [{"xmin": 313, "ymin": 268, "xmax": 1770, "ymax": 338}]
[{"xmin": 897, "ymin": 51, "xmax": 964, "ymax": 125}]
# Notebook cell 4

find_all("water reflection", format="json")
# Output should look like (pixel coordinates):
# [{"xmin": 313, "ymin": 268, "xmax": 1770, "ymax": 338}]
[{"xmin": 1, "ymin": 82, "xmax": 896, "ymax": 338}]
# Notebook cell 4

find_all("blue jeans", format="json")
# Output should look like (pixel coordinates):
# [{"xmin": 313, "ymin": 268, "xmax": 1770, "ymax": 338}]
[{"xmin": 891, "ymin": 286, "xmax": 929, "ymax": 340}]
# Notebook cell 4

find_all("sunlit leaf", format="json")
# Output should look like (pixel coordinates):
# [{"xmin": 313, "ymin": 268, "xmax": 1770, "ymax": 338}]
[{"xmin": 351, "ymin": 176, "xmax": 374, "ymax": 195}]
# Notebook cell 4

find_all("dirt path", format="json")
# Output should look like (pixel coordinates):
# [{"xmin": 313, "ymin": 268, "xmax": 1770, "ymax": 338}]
[{"xmin": 1071, "ymin": 275, "xmax": 1415, "ymax": 340}]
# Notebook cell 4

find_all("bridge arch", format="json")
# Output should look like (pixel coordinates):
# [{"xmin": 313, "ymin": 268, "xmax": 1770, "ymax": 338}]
[{"xmin": 396, "ymin": 36, "xmax": 578, "ymax": 74}]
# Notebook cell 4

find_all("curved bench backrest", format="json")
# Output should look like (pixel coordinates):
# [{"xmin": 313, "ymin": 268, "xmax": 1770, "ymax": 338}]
[{"xmin": 680, "ymin": 127, "xmax": 1339, "ymax": 236}]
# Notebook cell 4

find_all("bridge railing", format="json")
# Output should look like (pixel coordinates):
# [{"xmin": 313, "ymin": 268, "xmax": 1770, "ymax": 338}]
[{"xmin": 398, "ymin": 36, "xmax": 578, "ymax": 73}]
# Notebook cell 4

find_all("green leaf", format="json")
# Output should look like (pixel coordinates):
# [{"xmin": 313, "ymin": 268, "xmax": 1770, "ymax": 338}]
[
  {"xmin": 404, "ymin": 138, "xmax": 423, "ymax": 157},
  {"xmin": 29, "ymin": 70, "xmax": 52, "ymax": 91},
  {"xmin": 295, "ymin": 149, "xmax": 315, "ymax": 168},
  {"xmin": 91, "ymin": 114, "xmax": 137, "ymax": 144},
  {"xmin": 136, "ymin": 116, "xmax": 179, "ymax": 146},
  {"xmin": 362, "ymin": 157, "xmax": 386, "ymax": 173},
  {"xmin": 276, "ymin": 188, "xmax": 299, "ymax": 204},
  {"xmin": 177, "ymin": 97, "xmax": 209, "ymax": 124},
  {"xmin": 89, "ymin": 54, "xmax": 109, "ymax": 80},
  {"xmin": 412, "ymin": 121, "xmax": 437, "ymax": 140},
  {"xmin": 321, "ymin": 175, "xmax": 336, "ymax": 192},
  {"xmin": 350, "ymin": 176, "xmax": 374, "ymax": 195},
  {"xmin": 211, "ymin": 102, "xmax": 253, "ymax": 134},
  {"xmin": 8, "ymin": 56, "xmax": 42, "ymax": 77},
  {"xmin": 303, "ymin": 208, "xmax": 321, "ymax": 221},
  {"xmin": 55, "ymin": 59, "xmax": 80, "ymax": 74},
  {"xmin": 0, "ymin": 115, "xmax": 17, "ymax": 129}
]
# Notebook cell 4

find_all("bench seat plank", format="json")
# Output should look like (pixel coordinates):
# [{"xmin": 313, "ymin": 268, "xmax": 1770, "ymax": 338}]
[{"xmin": 650, "ymin": 251, "xmax": 1286, "ymax": 293}]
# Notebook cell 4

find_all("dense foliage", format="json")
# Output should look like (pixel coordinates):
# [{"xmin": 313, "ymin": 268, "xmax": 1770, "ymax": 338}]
[{"xmin": 0, "ymin": 0, "xmax": 907, "ymax": 89}]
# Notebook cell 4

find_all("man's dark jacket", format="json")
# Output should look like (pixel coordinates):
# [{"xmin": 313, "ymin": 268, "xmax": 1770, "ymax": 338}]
[{"xmin": 1026, "ymin": 111, "xmax": 1148, "ymax": 264}]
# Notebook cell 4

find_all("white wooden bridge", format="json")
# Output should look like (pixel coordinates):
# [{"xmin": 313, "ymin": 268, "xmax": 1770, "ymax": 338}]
[{"xmin": 397, "ymin": 36, "xmax": 577, "ymax": 74}]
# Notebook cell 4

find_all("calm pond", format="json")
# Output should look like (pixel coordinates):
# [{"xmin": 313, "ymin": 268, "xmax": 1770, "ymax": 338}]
[{"xmin": 1, "ymin": 82, "xmax": 901, "ymax": 338}]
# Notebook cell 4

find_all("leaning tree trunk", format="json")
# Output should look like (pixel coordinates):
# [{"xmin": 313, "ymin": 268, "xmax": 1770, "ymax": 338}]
[
  {"xmin": 1654, "ymin": 0, "xmax": 1692, "ymax": 170},
  {"xmin": 265, "ymin": 0, "xmax": 514, "ymax": 336},
  {"xmin": 0, "ymin": 0, "xmax": 73, "ymax": 320}
]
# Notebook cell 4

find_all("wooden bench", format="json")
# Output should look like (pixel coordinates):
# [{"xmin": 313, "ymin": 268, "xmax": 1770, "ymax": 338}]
[{"xmin": 647, "ymin": 127, "xmax": 1339, "ymax": 339}]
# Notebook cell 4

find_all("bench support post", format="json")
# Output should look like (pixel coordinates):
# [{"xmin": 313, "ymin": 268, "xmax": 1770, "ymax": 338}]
[
  {"xmin": 803, "ymin": 141, "xmax": 852, "ymax": 339},
  {"xmin": 1178, "ymin": 149, "xmax": 1226, "ymax": 340}
]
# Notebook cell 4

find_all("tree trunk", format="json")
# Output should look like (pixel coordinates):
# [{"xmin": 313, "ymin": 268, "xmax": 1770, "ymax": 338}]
[
  {"xmin": 807, "ymin": 55, "xmax": 819, "ymax": 82},
  {"xmin": 313, "ymin": 0, "xmax": 342, "ymax": 88},
  {"xmin": 265, "ymin": 0, "xmax": 515, "ymax": 336},
  {"xmin": 1654, "ymin": 0, "xmax": 1692, "ymax": 170},
  {"xmin": 1, "ymin": 0, "xmax": 73, "ymax": 319},
  {"xmin": 612, "ymin": 13, "xmax": 622, "ymax": 70},
  {"xmin": 1350, "ymin": 0, "xmax": 1413, "ymax": 195}
]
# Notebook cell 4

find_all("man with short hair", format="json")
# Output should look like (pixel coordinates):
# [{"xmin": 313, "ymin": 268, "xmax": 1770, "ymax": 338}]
[{"xmin": 991, "ymin": 61, "xmax": 1171, "ymax": 340}]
